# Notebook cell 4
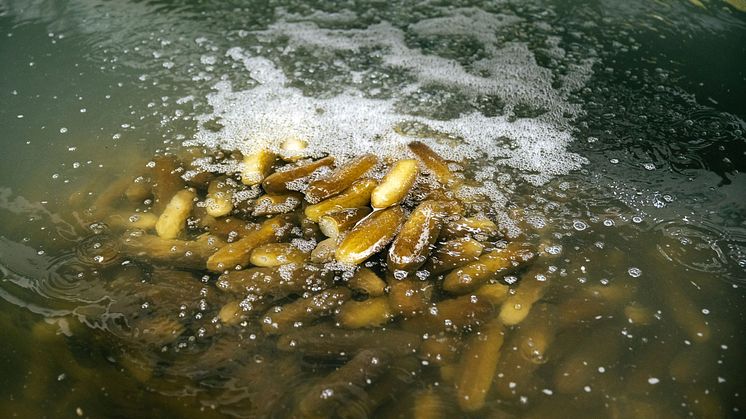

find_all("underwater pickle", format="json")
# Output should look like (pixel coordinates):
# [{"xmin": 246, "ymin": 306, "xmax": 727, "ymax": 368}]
[
  {"xmin": 216, "ymin": 264, "xmax": 334, "ymax": 300},
  {"xmin": 88, "ymin": 175, "xmax": 133, "ymax": 219},
  {"xmin": 371, "ymin": 158, "xmax": 419, "ymax": 209},
  {"xmin": 205, "ymin": 176, "xmax": 235, "ymax": 217},
  {"xmin": 387, "ymin": 277, "xmax": 434, "ymax": 317},
  {"xmin": 456, "ymin": 318, "xmax": 505, "ymax": 412},
  {"xmin": 262, "ymin": 156, "xmax": 335, "ymax": 194},
  {"xmin": 346, "ymin": 267, "xmax": 387, "ymax": 297},
  {"xmin": 251, "ymin": 193, "xmax": 302, "ymax": 216},
  {"xmin": 240, "ymin": 148, "xmax": 276, "ymax": 185},
  {"xmin": 249, "ymin": 242, "xmax": 308, "ymax": 267},
  {"xmin": 305, "ymin": 154, "xmax": 378, "ymax": 203},
  {"xmin": 304, "ymin": 178, "xmax": 378, "ymax": 222},
  {"xmin": 407, "ymin": 141, "xmax": 456, "ymax": 186},
  {"xmin": 155, "ymin": 188, "xmax": 196, "ymax": 239},
  {"xmin": 413, "ymin": 388, "xmax": 451, "ymax": 419},
  {"xmin": 276, "ymin": 323, "xmax": 421, "ymax": 358},
  {"xmin": 422, "ymin": 236, "xmax": 484, "ymax": 275},
  {"xmin": 198, "ymin": 213, "xmax": 257, "ymax": 241},
  {"xmin": 125, "ymin": 175, "xmax": 152, "ymax": 203},
  {"xmin": 443, "ymin": 241, "xmax": 536, "ymax": 294},
  {"xmin": 387, "ymin": 200, "xmax": 458, "ymax": 272},
  {"xmin": 149, "ymin": 155, "xmax": 186, "ymax": 214},
  {"xmin": 441, "ymin": 215, "xmax": 500, "ymax": 241},
  {"xmin": 218, "ymin": 300, "xmax": 245, "ymax": 326},
  {"xmin": 499, "ymin": 269, "xmax": 551, "ymax": 326},
  {"xmin": 120, "ymin": 231, "xmax": 221, "ymax": 269},
  {"xmin": 400, "ymin": 293, "xmax": 496, "ymax": 334},
  {"xmin": 261, "ymin": 286, "xmax": 352, "ymax": 335},
  {"xmin": 105, "ymin": 211, "xmax": 158, "ymax": 231},
  {"xmin": 206, "ymin": 214, "xmax": 293, "ymax": 271},
  {"xmin": 515, "ymin": 303, "xmax": 557, "ymax": 365},
  {"xmin": 318, "ymin": 207, "xmax": 372, "ymax": 238},
  {"xmin": 295, "ymin": 349, "xmax": 390, "ymax": 418},
  {"xmin": 336, "ymin": 297, "xmax": 393, "ymax": 329},
  {"xmin": 419, "ymin": 335, "xmax": 463, "ymax": 366},
  {"xmin": 658, "ymin": 277, "xmax": 711, "ymax": 343},
  {"xmin": 335, "ymin": 205, "xmax": 405, "ymax": 265}
]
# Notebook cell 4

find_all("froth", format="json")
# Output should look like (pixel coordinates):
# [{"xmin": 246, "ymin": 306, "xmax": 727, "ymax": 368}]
[{"xmin": 187, "ymin": 8, "xmax": 592, "ymax": 187}]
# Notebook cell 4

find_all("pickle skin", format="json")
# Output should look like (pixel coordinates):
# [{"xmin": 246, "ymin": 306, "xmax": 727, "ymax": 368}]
[
  {"xmin": 371, "ymin": 159, "xmax": 419, "ymax": 209},
  {"xmin": 249, "ymin": 243, "xmax": 308, "ymax": 267},
  {"xmin": 337, "ymin": 297, "xmax": 393, "ymax": 329},
  {"xmin": 262, "ymin": 287, "xmax": 352, "ymax": 335},
  {"xmin": 240, "ymin": 148, "xmax": 276, "ymax": 186},
  {"xmin": 305, "ymin": 154, "xmax": 378, "ymax": 203},
  {"xmin": 443, "ymin": 242, "xmax": 536, "ymax": 294},
  {"xmin": 408, "ymin": 141, "xmax": 456, "ymax": 186},
  {"xmin": 304, "ymin": 178, "xmax": 377, "ymax": 222},
  {"xmin": 251, "ymin": 193, "xmax": 302, "ymax": 216},
  {"xmin": 335, "ymin": 206, "xmax": 405, "ymax": 265},
  {"xmin": 456, "ymin": 318, "xmax": 505, "ymax": 412},
  {"xmin": 388, "ymin": 201, "xmax": 453, "ymax": 272},
  {"xmin": 155, "ymin": 189, "xmax": 196, "ymax": 239},
  {"xmin": 206, "ymin": 214, "xmax": 294, "ymax": 272},
  {"xmin": 262, "ymin": 156, "xmax": 335, "ymax": 194},
  {"xmin": 205, "ymin": 176, "xmax": 235, "ymax": 217},
  {"xmin": 318, "ymin": 207, "xmax": 372, "ymax": 238},
  {"xmin": 423, "ymin": 237, "xmax": 484, "ymax": 275},
  {"xmin": 346, "ymin": 267, "xmax": 387, "ymax": 297}
]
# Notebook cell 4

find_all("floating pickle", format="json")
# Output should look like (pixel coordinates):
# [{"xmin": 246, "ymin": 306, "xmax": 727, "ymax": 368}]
[
  {"xmin": 388, "ymin": 200, "xmax": 458, "ymax": 272},
  {"xmin": 155, "ymin": 189, "xmax": 196, "ymax": 239},
  {"xmin": 456, "ymin": 318, "xmax": 505, "ymax": 412},
  {"xmin": 422, "ymin": 237, "xmax": 484, "ymax": 275},
  {"xmin": 120, "ymin": 231, "xmax": 221, "ymax": 269},
  {"xmin": 262, "ymin": 156, "xmax": 335, "ymax": 194},
  {"xmin": 318, "ymin": 207, "xmax": 372, "ymax": 238},
  {"xmin": 305, "ymin": 154, "xmax": 378, "ymax": 203},
  {"xmin": 262, "ymin": 286, "xmax": 351, "ymax": 335},
  {"xmin": 205, "ymin": 176, "xmax": 235, "ymax": 217},
  {"xmin": 336, "ymin": 297, "xmax": 393, "ymax": 329},
  {"xmin": 295, "ymin": 349, "xmax": 390, "ymax": 417},
  {"xmin": 408, "ymin": 141, "xmax": 456, "ymax": 186},
  {"xmin": 252, "ymin": 193, "xmax": 302, "ymax": 216},
  {"xmin": 249, "ymin": 242, "xmax": 308, "ymax": 267},
  {"xmin": 346, "ymin": 267, "xmax": 387, "ymax": 297},
  {"xmin": 216, "ymin": 263, "xmax": 334, "ymax": 299},
  {"xmin": 149, "ymin": 155, "xmax": 186, "ymax": 214},
  {"xmin": 279, "ymin": 137, "xmax": 308, "ymax": 162},
  {"xmin": 309, "ymin": 237, "xmax": 337, "ymax": 264},
  {"xmin": 240, "ymin": 148, "xmax": 276, "ymax": 186},
  {"xmin": 443, "ymin": 241, "xmax": 536, "ymax": 294},
  {"xmin": 206, "ymin": 214, "xmax": 294, "ymax": 272},
  {"xmin": 304, "ymin": 178, "xmax": 377, "ymax": 222},
  {"xmin": 371, "ymin": 159, "xmax": 419, "ymax": 209},
  {"xmin": 441, "ymin": 216, "xmax": 500, "ymax": 241},
  {"xmin": 276, "ymin": 323, "xmax": 421, "ymax": 358},
  {"xmin": 105, "ymin": 211, "xmax": 158, "ymax": 232},
  {"xmin": 335, "ymin": 205, "xmax": 405, "ymax": 265}
]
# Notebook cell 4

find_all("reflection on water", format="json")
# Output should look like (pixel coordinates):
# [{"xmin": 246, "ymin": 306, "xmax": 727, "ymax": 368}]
[{"xmin": 1, "ymin": 0, "xmax": 745, "ymax": 418}]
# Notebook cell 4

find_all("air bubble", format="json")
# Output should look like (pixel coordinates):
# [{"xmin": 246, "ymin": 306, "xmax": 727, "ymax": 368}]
[{"xmin": 628, "ymin": 267, "xmax": 642, "ymax": 277}]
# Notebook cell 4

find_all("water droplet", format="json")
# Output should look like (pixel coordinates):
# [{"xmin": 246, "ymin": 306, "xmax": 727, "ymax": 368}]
[{"xmin": 628, "ymin": 267, "xmax": 642, "ymax": 277}]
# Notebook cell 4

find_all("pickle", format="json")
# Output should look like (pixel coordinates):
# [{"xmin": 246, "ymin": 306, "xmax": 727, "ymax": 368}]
[
  {"xmin": 88, "ymin": 175, "xmax": 132, "ymax": 219},
  {"xmin": 309, "ymin": 237, "xmax": 337, "ymax": 263},
  {"xmin": 105, "ymin": 211, "xmax": 158, "ymax": 231},
  {"xmin": 624, "ymin": 302, "xmax": 655, "ymax": 326},
  {"xmin": 371, "ymin": 159, "xmax": 419, "ymax": 209},
  {"xmin": 125, "ymin": 175, "xmax": 152, "ymax": 203},
  {"xmin": 388, "ymin": 201, "xmax": 455, "ymax": 272},
  {"xmin": 422, "ymin": 237, "xmax": 484, "ymax": 275},
  {"xmin": 493, "ymin": 334, "xmax": 543, "ymax": 399},
  {"xmin": 335, "ymin": 206, "xmax": 405, "ymax": 265},
  {"xmin": 262, "ymin": 156, "xmax": 335, "ymax": 194},
  {"xmin": 262, "ymin": 286, "xmax": 351, "ymax": 335},
  {"xmin": 456, "ymin": 318, "xmax": 505, "ymax": 412},
  {"xmin": 205, "ymin": 176, "xmax": 235, "ymax": 217},
  {"xmin": 276, "ymin": 324, "xmax": 421, "ymax": 358},
  {"xmin": 668, "ymin": 344, "xmax": 718, "ymax": 383},
  {"xmin": 199, "ymin": 214, "xmax": 257, "ymax": 241},
  {"xmin": 337, "ymin": 297, "xmax": 393, "ymax": 329},
  {"xmin": 295, "ymin": 349, "xmax": 389, "ymax": 417},
  {"xmin": 318, "ymin": 207, "xmax": 372, "ymax": 238},
  {"xmin": 279, "ymin": 137, "xmax": 308, "ymax": 162},
  {"xmin": 218, "ymin": 300, "xmax": 245, "ymax": 326},
  {"xmin": 155, "ymin": 189, "xmax": 196, "ymax": 239},
  {"xmin": 216, "ymin": 264, "xmax": 334, "ymax": 300},
  {"xmin": 304, "ymin": 178, "xmax": 377, "ymax": 222},
  {"xmin": 250, "ymin": 243, "xmax": 308, "ymax": 267},
  {"xmin": 419, "ymin": 335, "xmax": 462, "ymax": 366},
  {"xmin": 408, "ymin": 141, "xmax": 455, "ymax": 186},
  {"xmin": 301, "ymin": 215, "xmax": 325, "ymax": 242},
  {"xmin": 473, "ymin": 282, "xmax": 510, "ymax": 305},
  {"xmin": 251, "ymin": 193, "xmax": 302, "ymax": 216},
  {"xmin": 120, "ymin": 231, "xmax": 221, "ymax": 269},
  {"xmin": 206, "ymin": 214, "xmax": 294, "ymax": 271},
  {"xmin": 400, "ymin": 294, "xmax": 495, "ymax": 334},
  {"xmin": 443, "ymin": 242, "xmax": 536, "ymax": 294},
  {"xmin": 659, "ymin": 277, "xmax": 711, "ymax": 343},
  {"xmin": 441, "ymin": 216, "xmax": 500, "ymax": 241},
  {"xmin": 346, "ymin": 267, "xmax": 387, "ymax": 297},
  {"xmin": 387, "ymin": 278, "xmax": 433, "ymax": 317},
  {"xmin": 515, "ymin": 303, "xmax": 557, "ymax": 365},
  {"xmin": 623, "ymin": 339, "xmax": 676, "ymax": 395},
  {"xmin": 499, "ymin": 272, "xmax": 550, "ymax": 326},
  {"xmin": 305, "ymin": 154, "xmax": 378, "ymax": 203},
  {"xmin": 240, "ymin": 148, "xmax": 276, "ymax": 185},
  {"xmin": 413, "ymin": 388, "xmax": 451, "ymax": 419},
  {"xmin": 149, "ymin": 155, "xmax": 186, "ymax": 214}
]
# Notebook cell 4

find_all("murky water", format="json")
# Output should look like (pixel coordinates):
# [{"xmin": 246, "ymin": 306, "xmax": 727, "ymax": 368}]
[{"xmin": 1, "ymin": 0, "xmax": 745, "ymax": 418}]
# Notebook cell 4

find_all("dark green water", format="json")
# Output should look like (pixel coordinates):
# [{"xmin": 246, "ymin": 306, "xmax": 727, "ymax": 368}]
[{"xmin": 1, "ymin": 1, "xmax": 745, "ymax": 418}]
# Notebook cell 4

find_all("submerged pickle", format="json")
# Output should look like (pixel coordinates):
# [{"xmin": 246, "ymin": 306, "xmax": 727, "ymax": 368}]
[
  {"xmin": 249, "ymin": 242, "xmax": 308, "ymax": 267},
  {"xmin": 422, "ymin": 237, "xmax": 484, "ymax": 275},
  {"xmin": 205, "ymin": 176, "xmax": 235, "ymax": 217},
  {"xmin": 252, "ymin": 193, "xmax": 302, "ymax": 216},
  {"xmin": 456, "ymin": 318, "xmax": 505, "ymax": 412},
  {"xmin": 262, "ymin": 287, "xmax": 351, "ymax": 335},
  {"xmin": 443, "ymin": 242, "xmax": 536, "ymax": 294},
  {"xmin": 206, "ymin": 214, "xmax": 294, "ymax": 272},
  {"xmin": 155, "ymin": 189, "xmax": 196, "ymax": 239},
  {"xmin": 337, "ymin": 297, "xmax": 393, "ymax": 329}
]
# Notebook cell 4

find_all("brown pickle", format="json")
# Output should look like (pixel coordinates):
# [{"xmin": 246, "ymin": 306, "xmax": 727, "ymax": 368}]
[
  {"xmin": 335, "ymin": 206, "xmax": 405, "ymax": 265},
  {"xmin": 262, "ymin": 156, "xmax": 335, "ymax": 194},
  {"xmin": 305, "ymin": 154, "xmax": 378, "ymax": 203},
  {"xmin": 206, "ymin": 214, "xmax": 294, "ymax": 271}
]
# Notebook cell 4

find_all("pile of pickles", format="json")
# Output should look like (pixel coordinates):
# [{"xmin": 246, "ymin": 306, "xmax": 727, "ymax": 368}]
[{"xmin": 64, "ymin": 138, "xmax": 724, "ymax": 418}]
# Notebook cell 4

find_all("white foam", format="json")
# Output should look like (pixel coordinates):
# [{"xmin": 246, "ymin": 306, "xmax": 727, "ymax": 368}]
[{"xmin": 186, "ymin": 8, "xmax": 592, "ymax": 188}]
